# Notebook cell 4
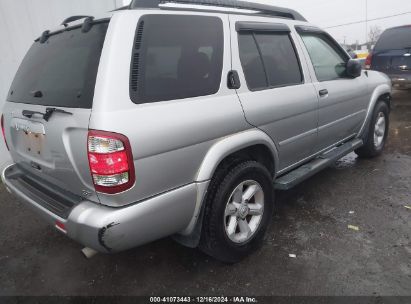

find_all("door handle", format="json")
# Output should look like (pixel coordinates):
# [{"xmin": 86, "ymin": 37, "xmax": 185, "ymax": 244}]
[
  {"xmin": 319, "ymin": 89, "xmax": 328, "ymax": 97},
  {"xmin": 227, "ymin": 70, "xmax": 241, "ymax": 90}
]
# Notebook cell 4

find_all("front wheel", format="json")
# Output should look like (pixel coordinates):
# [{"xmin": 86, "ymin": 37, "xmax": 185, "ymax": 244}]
[
  {"xmin": 199, "ymin": 161, "xmax": 274, "ymax": 263},
  {"xmin": 355, "ymin": 101, "xmax": 390, "ymax": 158}
]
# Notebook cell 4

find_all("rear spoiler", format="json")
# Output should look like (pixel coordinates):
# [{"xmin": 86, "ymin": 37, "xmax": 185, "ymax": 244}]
[{"xmin": 35, "ymin": 17, "xmax": 110, "ymax": 43}]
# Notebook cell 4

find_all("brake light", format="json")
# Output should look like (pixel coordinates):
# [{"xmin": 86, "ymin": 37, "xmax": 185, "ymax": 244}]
[
  {"xmin": 365, "ymin": 53, "xmax": 373, "ymax": 70},
  {"xmin": 87, "ymin": 130, "xmax": 135, "ymax": 194},
  {"xmin": 1, "ymin": 114, "xmax": 9, "ymax": 151}
]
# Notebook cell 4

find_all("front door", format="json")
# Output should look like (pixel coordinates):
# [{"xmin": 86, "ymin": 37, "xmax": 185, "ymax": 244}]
[{"xmin": 296, "ymin": 28, "xmax": 369, "ymax": 151}]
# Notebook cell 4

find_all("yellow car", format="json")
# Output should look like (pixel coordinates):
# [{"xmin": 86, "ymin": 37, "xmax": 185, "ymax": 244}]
[{"xmin": 354, "ymin": 50, "xmax": 369, "ymax": 59}]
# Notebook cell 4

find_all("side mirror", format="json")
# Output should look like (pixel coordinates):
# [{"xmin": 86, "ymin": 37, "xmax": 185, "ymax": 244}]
[{"xmin": 346, "ymin": 59, "xmax": 362, "ymax": 78}]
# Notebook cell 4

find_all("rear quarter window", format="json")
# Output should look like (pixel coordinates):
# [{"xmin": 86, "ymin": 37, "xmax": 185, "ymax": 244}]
[
  {"xmin": 129, "ymin": 15, "xmax": 224, "ymax": 104},
  {"xmin": 8, "ymin": 22, "xmax": 108, "ymax": 109}
]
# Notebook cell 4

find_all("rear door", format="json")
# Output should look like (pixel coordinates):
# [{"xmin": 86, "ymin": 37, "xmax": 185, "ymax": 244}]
[
  {"xmin": 2, "ymin": 21, "xmax": 109, "ymax": 203},
  {"xmin": 372, "ymin": 26, "xmax": 411, "ymax": 78},
  {"xmin": 229, "ymin": 16, "xmax": 319, "ymax": 172}
]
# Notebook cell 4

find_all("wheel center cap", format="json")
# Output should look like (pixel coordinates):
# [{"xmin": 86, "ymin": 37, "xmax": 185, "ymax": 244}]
[{"xmin": 238, "ymin": 205, "xmax": 249, "ymax": 219}]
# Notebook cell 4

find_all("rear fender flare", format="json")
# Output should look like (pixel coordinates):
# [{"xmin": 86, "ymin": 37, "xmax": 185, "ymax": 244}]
[
  {"xmin": 195, "ymin": 129, "xmax": 279, "ymax": 182},
  {"xmin": 177, "ymin": 129, "xmax": 279, "ymax": 243}
]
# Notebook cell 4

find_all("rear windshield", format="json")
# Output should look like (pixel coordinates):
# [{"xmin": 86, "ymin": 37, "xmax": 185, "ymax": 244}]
[
  {"xmin": 8, "ymin": 22, "xmax": 108, "ymax": 109},
  {"xmin": 374, "ymin": 26, "xmax": 411, "ymax": 51}
]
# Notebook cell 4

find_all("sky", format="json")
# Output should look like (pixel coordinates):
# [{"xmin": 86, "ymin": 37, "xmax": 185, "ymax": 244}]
[{"xmin": 123, "ymin": 0, "xmax": 411, "ymax": 45}]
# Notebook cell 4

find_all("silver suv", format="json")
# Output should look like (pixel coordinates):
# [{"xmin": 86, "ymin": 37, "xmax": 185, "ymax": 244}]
[{"xmin": 1, "ymin": 0, "xmax": 391, "ymax": 263}]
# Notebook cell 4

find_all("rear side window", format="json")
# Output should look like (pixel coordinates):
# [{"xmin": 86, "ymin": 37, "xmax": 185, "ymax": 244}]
[
  {"xmin": 238, "ymin": 32, "xmax": 303, "ymax": 91},
  {"xmin": 8, "ymin": 22, "xmax": 108, "ymax": 108},
  {"xmin": 255, "ymin": 33, "xmax": 303, "ymax": 87},
  {"xmin": 130, "ymin": 15, "xmax": 224, "ymax": 104},
  {"xmin": 238, "ymin": 33, "xmax": 267, "ymax": 90},
  {"xmin": 374, "ymin": 27, "xmax": 411, "ymax": 50}
]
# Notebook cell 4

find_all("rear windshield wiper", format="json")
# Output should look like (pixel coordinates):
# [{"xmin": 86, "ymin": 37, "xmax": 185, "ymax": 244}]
[
  {"xmin": 43, "ymin": 108, "xmax": 73, "ymax": 121},
  {"xmin": 22, "ymin": 108, "xmax": 73, "ymax": 122},
  {"xmin": 30, "ymin": 90, "xmax": 43, "ymax": 98}
]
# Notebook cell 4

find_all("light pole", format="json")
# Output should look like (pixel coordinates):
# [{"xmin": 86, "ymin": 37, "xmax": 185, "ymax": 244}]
[{"xmin": 365, "ymin": 0, "xmax": 368, "ymax": 47}]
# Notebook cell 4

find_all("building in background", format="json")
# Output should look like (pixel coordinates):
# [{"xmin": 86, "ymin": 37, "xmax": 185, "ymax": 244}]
[{"xmin": 0, "ymin": 0, "xmax": 124, "ymax": 169}]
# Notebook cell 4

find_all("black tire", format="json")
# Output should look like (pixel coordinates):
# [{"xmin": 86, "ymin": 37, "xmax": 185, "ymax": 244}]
[
  {"xmin": 199, "ymin": 160, "xmax": 274, "ymax": 263},
  {"xmin": 355, "ymin": 101, "xmax": 390, "ymax": 158}
]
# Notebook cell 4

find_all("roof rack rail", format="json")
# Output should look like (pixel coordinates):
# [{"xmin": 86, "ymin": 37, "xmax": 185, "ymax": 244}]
[
  {"xmin": 129, "ymin": 0, "xmax": 307, "ymax": 21},
  {"xmin": 61, "ymin": 15, "xmax": 93, "ymax": 27}
]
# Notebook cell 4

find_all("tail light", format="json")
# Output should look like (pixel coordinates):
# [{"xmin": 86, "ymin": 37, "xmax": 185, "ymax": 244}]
[
  {"xmin": 55, "ymin": 221, "xmax": 66, "ymax": 233},
  {"xmin": 1, "ymin": 114, "xmax": 9, "ymax": 151},
  {"xmin": 365, "ymin": 53, "xmax": 373, "ymax": 70},
  {"xmin": 87, "ymin": 130, "xmax": 135, "ymax": 194}
]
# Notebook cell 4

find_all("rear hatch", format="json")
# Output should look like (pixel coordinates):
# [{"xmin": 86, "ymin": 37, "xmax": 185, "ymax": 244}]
[
  {"xmin": 2, "ymin": 20, "xmax": 109, "ymax": 203},
  {"xmin": 371, "ymin": 26, "xmax": 411, "ymax": 75}
]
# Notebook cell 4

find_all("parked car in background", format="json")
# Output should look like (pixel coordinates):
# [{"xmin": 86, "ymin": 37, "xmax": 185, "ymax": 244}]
[
  {"xmin": 354, "ymin": 50, "xmax": 369, "ymax": 60},
  {"xmin": 346, "ymin": 48, "xmax": 357, "ymax": 59},
  {"xmin": 1, "ymin": 0, "xmax": 392, "ymax": 263},
  {"xmin": 366, "ymin": 25, "xmax": 411, "ymax": 89}
]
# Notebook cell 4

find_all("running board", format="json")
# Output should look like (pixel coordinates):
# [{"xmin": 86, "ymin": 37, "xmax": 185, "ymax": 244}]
[{"xmin": 274, "ymin": 138, "xmax": 363, "ymax": 190}]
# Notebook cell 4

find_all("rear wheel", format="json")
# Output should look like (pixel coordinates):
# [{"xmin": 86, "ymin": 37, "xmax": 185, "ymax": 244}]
[
  {"xmin": 355, "ymin": 101, "xmax": 389, "ymax": 158},
  {"xmin": 199, "ymin": 160, "xmax": 274, "ymax": 263}
]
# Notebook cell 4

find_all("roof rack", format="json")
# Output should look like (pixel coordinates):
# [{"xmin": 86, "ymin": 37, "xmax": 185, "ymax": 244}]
[
  {"xmin": 36, "ymin": 17, "xmax": 109, "ymax": 42},
  {"xmin": 129, "ymin": 0, "xmax": 307, "ymax": 21},
  {"xmin": 61, "ymin": 15, "xmax": 92, "ymax": 27}
]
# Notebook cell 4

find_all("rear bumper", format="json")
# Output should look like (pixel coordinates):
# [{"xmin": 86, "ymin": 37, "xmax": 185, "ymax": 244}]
[
  {"xmin": 2, "ymin": 164, "xmax": 204, "ymax": 253},
  {"xmin": 389, "ymin": 75, "xmax": 411, "ymax": 88}
]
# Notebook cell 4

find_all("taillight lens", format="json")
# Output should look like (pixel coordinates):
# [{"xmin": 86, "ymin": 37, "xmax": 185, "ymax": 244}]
[
  {"xmin": 87, "ymin": 130, "xmax": 135, "ymax": 194},
  {"xmin": 1, "ymin": 114, "xmax": 9, "ymax": 151},
  {"xmin": 365, "ymin": 53, "xmax": 373, "ymax": 70}
]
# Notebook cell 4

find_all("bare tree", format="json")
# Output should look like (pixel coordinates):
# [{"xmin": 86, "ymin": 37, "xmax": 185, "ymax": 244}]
[{"xmin": 368, "ymin": 26, "xmax": 382, "ymax": 45}]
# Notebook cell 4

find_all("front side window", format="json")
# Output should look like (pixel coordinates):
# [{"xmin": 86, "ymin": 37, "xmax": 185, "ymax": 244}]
[
  {"xmin": 238, "ymin": 31, "xmax": 303, "ymax": 91},
  {"xmin": 300, "ymin": 34, "xmax": 348, "ymax": 82},
  {"xmin": 130, "ymin": 15, "xmax": 224, "ymax": 104}
]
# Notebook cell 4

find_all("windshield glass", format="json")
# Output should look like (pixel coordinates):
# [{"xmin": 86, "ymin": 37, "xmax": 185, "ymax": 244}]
[{"xmin": 8, "ymin": 22, "xmax": 108, "ymax": 108}]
